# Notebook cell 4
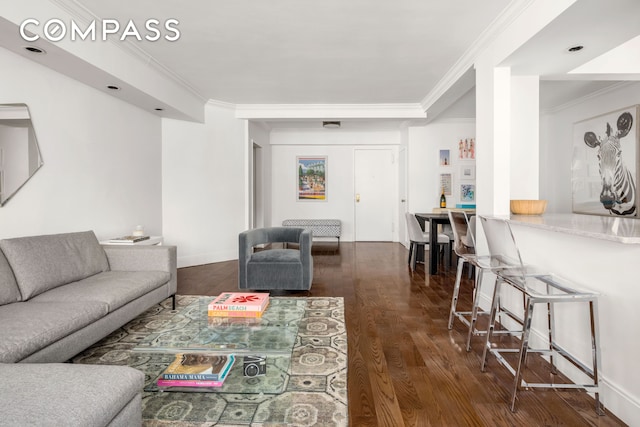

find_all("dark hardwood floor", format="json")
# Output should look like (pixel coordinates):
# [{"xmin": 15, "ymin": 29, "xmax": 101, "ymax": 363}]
[{"xmin": 177, "ymin": 242, "xmax": 626, "ymax": 427}]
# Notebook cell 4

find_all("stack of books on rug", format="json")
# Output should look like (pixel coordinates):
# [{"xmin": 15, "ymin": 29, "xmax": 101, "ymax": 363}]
[
  {"xmin": 156, "ymin": 353, "xmax": 235, "ymax": 388},
  {"xmin": 208, "ymin": 292, "xmax": 270, "ymax": 318}
]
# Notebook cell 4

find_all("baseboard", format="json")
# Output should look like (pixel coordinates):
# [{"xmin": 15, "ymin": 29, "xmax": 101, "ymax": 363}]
[{"xmin": 177, "ymin": 251, "xmax": 237, "ymax": 268}]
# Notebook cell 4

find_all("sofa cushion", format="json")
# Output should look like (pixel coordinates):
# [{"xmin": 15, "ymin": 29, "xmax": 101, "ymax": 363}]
[
  {"xmin": 31, "ymin": 271, "xmax": 170, "ymax": 312},
  {"xmin": 0, "ymin": 362, "xmax": 144, "ymax": 427},
  {"xmin": 0, "ymin": 231, "xmax": 109, "ymax": 300},
  {"xmin": 0, "ymin": 249, "xmax": 21, "ymax": 305},
  {"xmin": 0, "ymin": 301, "xmax": 108, "ymax": 363}
]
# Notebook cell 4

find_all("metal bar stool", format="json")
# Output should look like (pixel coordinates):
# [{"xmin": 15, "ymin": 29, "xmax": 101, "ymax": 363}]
[
  {"xmin": 447, "ymin": 211, "xmax": 539, "ymax": 351},
  {"xmin": 447, "ymin": 211, "xmax": 492, "ymax": 350},
  {"xmin": 478, "ymin": 216, "xmax": 603, "ymax": 415}
]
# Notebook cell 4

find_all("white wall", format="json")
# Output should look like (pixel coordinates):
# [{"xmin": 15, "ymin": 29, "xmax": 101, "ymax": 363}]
[
  {"xmin": 407, "ymin": 120, "xmax": 476, "ymax": 214},
  {"xmin": 162, "ymin": 102, "xmax": 247, "ymax": 267},
  {"xmin": 248, "ymin": 121, "xmax": 272, "ymax": 229},
  {"xmin": 270, "ymin": 127, "xmax": 400, "ymax": 241},
  {"xmin": 540, "ymin": 82, "xmax": 640, "ymax": 213},
  {"xmin": 0, "ymin": 47, "xmax": 162, "ymax": 239}
]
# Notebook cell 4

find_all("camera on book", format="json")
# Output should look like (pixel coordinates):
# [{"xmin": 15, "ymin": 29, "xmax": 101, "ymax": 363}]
[{"xmin": 243, "ymin": 355, "xmax": 266, "ymax": 377}]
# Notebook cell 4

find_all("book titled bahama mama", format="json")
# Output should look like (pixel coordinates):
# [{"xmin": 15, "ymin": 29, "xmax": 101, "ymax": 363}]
[
  {"xmin": 157, "ymin": 354, "xmax": 235, "ymax": 388},
  {"xmin": 207, "ymin": 292, "xmax": 269, "ymax": 316},
  {"xmin": 160, "ymin": 353, "xmax": 234, "ymax": 381}
]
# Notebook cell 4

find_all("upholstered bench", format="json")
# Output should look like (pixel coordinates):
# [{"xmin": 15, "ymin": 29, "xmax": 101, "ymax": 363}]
[{"xmin": 282, "ymin": 219, "xmax": 341, "ymax": 242}]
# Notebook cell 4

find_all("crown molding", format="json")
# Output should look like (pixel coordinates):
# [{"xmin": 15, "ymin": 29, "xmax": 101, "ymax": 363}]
[
  {"xmin": 207, "ymin": 99, "xmax": 237, "ymax": 110},
  {"xmin": 49, "ymin": 0, "xmax": 207, "ymax": 103},
  {"xmin": 234, "ymin": 103, "xmax": 426, "ymax": 120},
  {"xmin": 420, "ymin": 0, "xmax": 536, "ymax": 112},
  {"xmin": 541, "ymin": 81, "xmax": 636, "ymax": 115}
]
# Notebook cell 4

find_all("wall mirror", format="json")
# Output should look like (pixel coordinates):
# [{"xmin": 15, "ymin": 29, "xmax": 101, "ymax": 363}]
[{"xmin": 0, "ymin": 104, "xmax": 44, "ymax": 206}]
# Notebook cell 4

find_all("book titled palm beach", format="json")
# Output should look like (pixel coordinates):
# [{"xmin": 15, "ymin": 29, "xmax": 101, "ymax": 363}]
[{"xmin": 207, "ymin": 292, "xmax": 269, "ymax": 317}]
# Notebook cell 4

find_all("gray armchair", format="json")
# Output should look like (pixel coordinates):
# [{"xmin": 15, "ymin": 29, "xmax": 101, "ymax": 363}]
[{"xmin": 238, "ymin": 227, "xmax": 313, "ymax": 290}]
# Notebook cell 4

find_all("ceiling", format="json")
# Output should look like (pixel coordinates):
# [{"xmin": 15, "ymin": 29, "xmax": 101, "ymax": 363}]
[
  {"xmin": 69, "ymin": 0, "xmax": 512, "ymax": 105},
  {"xmin": 2, "ymin": 0, "xmax": 639, "ymax": 121}
]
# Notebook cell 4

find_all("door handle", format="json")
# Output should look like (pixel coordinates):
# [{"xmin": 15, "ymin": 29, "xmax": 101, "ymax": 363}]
[{"xmin": 355, "ymin": 194, "xmax": 361, "ymax": 202}]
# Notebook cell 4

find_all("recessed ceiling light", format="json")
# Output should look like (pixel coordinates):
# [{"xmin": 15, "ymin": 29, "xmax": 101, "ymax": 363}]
[
  {"xmin": 23, "ymin": 46, "xmax": 46, "ymax": 55},
  {"xmin": 106, "ymin": 85, "xmax": 120, "ymax": 91},
  {"xmin": 567, "ymin": 45, "xmax": 584, "ymax": 53},
  {"xmin": 323, "ymin": 121, "xmax": 341, "ymax": 129}
]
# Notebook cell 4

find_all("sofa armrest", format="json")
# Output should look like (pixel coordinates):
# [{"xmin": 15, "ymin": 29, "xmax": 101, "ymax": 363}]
[{"xmin": 103, "ymin": 245, "xmax": 177, "ymax": 296}]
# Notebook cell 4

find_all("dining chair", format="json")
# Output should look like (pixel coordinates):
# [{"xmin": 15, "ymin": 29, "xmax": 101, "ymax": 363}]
[
  {"xmin": 440, "ymin": 223, "xmax": 455, "ymax": 266},
  {"xmin": 405, "ymin": 212, "xmax": 449, "ymax": 272},
  {"xmin": 478, "ymin": 216, "xmax": 602, "ymax": 414}
]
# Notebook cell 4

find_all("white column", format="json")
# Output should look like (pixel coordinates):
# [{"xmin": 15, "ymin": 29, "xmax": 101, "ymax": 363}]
[
  {"xmin": 476, "ymin": 60, "xmax": 512, "ymax": 217},
  {"xmin": 511, "ymin": 75, "xmax": 540, "ymax": 199}
]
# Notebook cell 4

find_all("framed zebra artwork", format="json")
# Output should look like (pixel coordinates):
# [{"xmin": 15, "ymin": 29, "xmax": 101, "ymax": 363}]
[{"xmin": 572, "ymin": 105, "xmax": 640, "ymax": 217}]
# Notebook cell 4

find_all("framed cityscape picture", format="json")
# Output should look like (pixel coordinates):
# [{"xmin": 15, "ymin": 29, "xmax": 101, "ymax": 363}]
[
  {"xmin": 297, "ymin": 156, "xmax": 327, "ymax": 201},
  {"xmin": 572, "ymin": 105, "xmax": 639, "ymax": 217}
]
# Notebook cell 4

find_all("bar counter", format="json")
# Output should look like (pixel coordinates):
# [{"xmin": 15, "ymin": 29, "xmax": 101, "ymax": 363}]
[{"xmin": 504, "ymin": 213, "xmax": 640, "ymax": 244}]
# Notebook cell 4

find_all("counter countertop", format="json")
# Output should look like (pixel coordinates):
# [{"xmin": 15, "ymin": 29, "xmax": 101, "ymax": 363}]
[{"xmin": 496, "ymin": 213, "xmax": 640, "ymax": 244}]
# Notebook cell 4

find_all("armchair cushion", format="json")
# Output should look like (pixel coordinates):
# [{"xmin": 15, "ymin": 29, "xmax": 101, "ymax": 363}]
[{"xmin": 239, "ymin": 227, "xmax": 313, "ymax": 291}]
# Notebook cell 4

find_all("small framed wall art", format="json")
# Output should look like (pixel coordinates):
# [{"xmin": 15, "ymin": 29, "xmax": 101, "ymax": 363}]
[
  {"xmin": 439, "ymin": 149, "xmax": 451, "ymax": 166},
  {"xmin": 460, "ymin": 184, "xmax": 475, "ymax": 202},
  {"xmin": 458, "ymin": 138, "xmax": 475, "ymax": 160},
  {"xmin": 439, "ymin": 173, "xmax": 452, "ymax": 195},
  {"xmin": 459, "ymin": 164, "xmax": 476, "ymax": 180},
  {"xmin": 297, "ymin": 156, "xmax": 327, "ymax": 201}
]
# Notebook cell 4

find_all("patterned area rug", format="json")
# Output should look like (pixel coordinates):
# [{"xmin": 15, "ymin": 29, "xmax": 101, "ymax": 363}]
[{"xmin": 72, "ymin": 296, "xmax": 348, "ymax": 426}]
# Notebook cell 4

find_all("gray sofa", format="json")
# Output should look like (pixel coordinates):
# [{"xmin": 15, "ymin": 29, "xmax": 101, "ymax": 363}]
[
  {"xmin": 239, "ymin": 227, "xmax": 313, "ymax": 290},
  {"xmin": 0, "ymin": 230, "xmax": 177, "ymax": 426}
]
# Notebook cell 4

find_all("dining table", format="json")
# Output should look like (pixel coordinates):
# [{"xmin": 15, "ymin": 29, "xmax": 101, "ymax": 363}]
[{"xmin": 415, "ymin": 212, "xmax": 453, "ymax": 275}]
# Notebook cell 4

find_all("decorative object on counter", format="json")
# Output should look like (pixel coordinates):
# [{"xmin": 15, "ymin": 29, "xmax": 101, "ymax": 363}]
[
  {"xmin": 572, "ymin": 104, "xmax": 639, "ymax": 217},
  {"xmin": 132, "ymin": 225, "xmax": 145, "ymax": 237},
  {"xmin": 510, "ymin": 199, "xmax": 547, "ymax": 215},
  {"xmin": 440, "ymin": 187, "xmax": 447, "ymax": 208}
]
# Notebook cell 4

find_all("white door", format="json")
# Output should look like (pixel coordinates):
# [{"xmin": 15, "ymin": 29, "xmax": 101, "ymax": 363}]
[{"xmin": 354, "ymin": 149, "xmax": 395, "ymax": 241}]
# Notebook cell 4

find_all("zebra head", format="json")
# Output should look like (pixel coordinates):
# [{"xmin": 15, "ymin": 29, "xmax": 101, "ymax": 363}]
[{"xmin": 584, "ymin": 112, "xmax": 635, "ymax": 215}]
